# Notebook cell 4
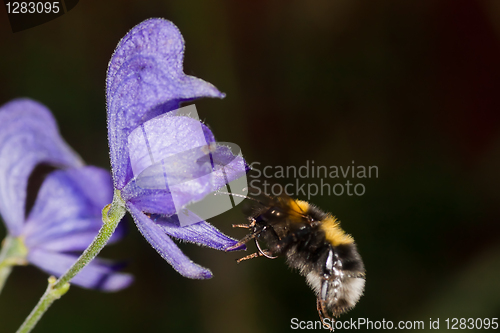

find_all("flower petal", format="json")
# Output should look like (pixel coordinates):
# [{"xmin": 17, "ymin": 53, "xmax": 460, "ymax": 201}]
[
  {"xmin": 128, "ymin": 202, "xmax": 240, "ymax": 250},
  {"xmin": 106, "ymin": 18, "xmax": 225, "ymax": 189},
  {"xmin": 123, "ymin": 115, "xmax": 248, "ymax": 220},
  {"xmin": 127, "ymin": 202, "xmax": 215, "ymax": 279},
  {"xmin": 124, "ymin": 115, "xmax": 215, "ymax": 213},
  {"xmin": 122, "ymin": 180, "xmax": 176, "ymax": 215},
  {"xmin": 27, "ymin": 249, "xmax": 133, "ymax": 291},
  {"xmin": 128, "ymin": 113, "xmax": 212, "ymax": 181},
  {"xmin": 209, "ymin": 144, "xmax": 249, "ymax": 192},
  {"xmin": 23, "ymin": 166, "xmax": 124, "ymax": 251},
  {"xmin": 0, "ymin": 99, "xmax": 82, "ymax": 236}
]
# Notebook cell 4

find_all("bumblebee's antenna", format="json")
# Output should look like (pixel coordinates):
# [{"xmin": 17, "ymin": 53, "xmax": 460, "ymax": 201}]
[{"xmin": 214, "ymin": 191, "xmax": 266, "ymax": 206}]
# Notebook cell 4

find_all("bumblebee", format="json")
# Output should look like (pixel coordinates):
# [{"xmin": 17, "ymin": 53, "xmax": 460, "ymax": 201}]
[{"xmin": 226, "ymin": 194, "xmax": 365, "ymax": 329}]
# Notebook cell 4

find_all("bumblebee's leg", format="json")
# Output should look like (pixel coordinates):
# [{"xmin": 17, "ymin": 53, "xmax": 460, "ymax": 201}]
[
  {"xmin": 235, "ymin": 248, "xmax": 276, "ymax": 263},
  {"xmin": 317, "ymin": 279, "xmax": 335, "ymax": 331},
  {"xmin": 232, "ymin": 217, "xmax": 256, "ymax": 229},
  {"xmin": 316, "ymin": 248, "xmax": 337, "ymax": 331},
  {"xmin": 316, "ymin": 298, "xmax": 333, "ymax": 331},
  {"xmin": 234, "ymin": 229, "xmax": 276, "ymax": 262},
  {"xmin": 229, "ymin": 220, "xmax": 280, "ymax": 257},
  {"xmin": 232, "ymin": 224, "xmax": 252, "ymax": 229},
  {"xmin": 225, "ymin": 232, "xmax": 260, "ymax": 251},
  {"xmin": 226, "ymin": 219, "xmax": 261, "ymax": 252},
  {"xmin": 233, "ymin": 225, "xmax": 279, "ymax": 260},
  {"xmin": 236, "ymin": 252, "xmax": 260, "ymax": 263}
]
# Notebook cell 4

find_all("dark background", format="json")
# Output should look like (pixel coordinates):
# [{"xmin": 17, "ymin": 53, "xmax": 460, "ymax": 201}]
[{"xmin": 1, "ymin": 1, "xmax": 500, "ymax": 332}]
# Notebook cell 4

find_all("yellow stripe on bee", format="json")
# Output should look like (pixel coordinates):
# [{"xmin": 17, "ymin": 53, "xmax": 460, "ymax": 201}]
[
  {"xmin": 293, "ymin": 200, "xmax": 354, "ymax": 245},
  {"xmin": 320, "ymin": 216, "xmax": 354, "ymax": 246},
  {"xmin": 294, "ymin": 200, "xmax": 310, "ymax": 213},
  {"xmin": 283, "ymin": 199, "xmax": 310, "ymax": 224}
]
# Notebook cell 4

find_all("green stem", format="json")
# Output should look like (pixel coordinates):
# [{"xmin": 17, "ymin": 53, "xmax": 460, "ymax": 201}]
[
  {"xmin": 0, "ymin": 236, "xmax": 28, "ymax": 295},
  {"xmin": 16, "ymin": 189, "xmax": 126, "ymax": 333}
]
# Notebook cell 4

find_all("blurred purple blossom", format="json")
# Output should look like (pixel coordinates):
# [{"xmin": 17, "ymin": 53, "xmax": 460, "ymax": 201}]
[
  {"xmin": 106, "ymin": 18, "xmax": 246, "ymax": 279},
  {"xmin": 0, "ymin": 99, "xmax": 132, "ymax": 291}
]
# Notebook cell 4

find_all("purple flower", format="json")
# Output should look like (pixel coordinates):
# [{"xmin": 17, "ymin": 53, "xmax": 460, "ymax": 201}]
[
  {"xmin": 106, "ymin": 18, "xmax": 247, "ymax": 279},
  {"xmin": 0, "ymin": 99, "xmax": 132, "ymax": 291}
]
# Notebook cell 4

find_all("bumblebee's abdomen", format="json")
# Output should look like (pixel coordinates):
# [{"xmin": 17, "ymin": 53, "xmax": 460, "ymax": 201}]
[
  {"xmin": 283, "ymin": 241, "xmax": 364, "ymax": 280},
  {"xmin": 286, "ymin": 240, "xmax": 365, "ymax": 316}
]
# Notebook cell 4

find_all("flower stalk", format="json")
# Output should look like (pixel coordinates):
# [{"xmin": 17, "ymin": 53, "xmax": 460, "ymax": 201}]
[
  {"xmin": 16, "ymin": 189, "xmax": 126, "ymax": 333},
  {"xmin": 0, "ymin": 236, "xmax": 28, "ymax": 294}
]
